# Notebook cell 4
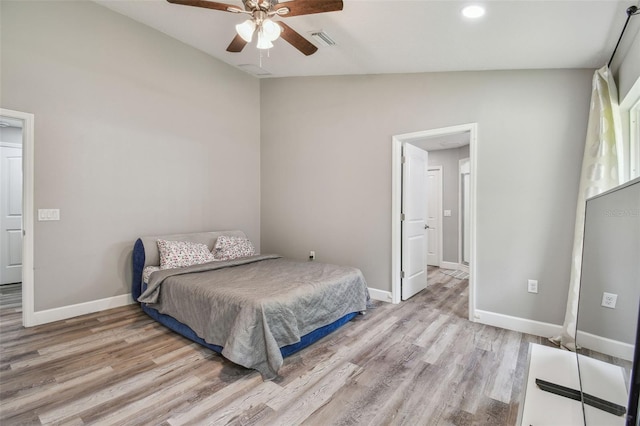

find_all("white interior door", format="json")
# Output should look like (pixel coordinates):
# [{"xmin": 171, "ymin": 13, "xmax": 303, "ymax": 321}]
[
  {"xmin": 0, "ymin": 144, "xmax": 23, "ymax": 285},
  {"xmin": 426, "ymin": 168, "xmax": 442, "ymax": 266},
  {"xmin": 401, "ymin": 143, "xmax": 428, "ymax": 300}
]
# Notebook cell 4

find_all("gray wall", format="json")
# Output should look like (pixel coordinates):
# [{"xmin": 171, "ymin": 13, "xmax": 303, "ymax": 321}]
[
  {"xmin": 1, "ymin": 1, "xmax": 261, "ymax": 311},
  {"xmin": 427, "ymin": 145, "xmax": 469, "ymax": 263},
  {"xmin": 260, "ymin": 70, "xmax": 591, "ymax": 324}
]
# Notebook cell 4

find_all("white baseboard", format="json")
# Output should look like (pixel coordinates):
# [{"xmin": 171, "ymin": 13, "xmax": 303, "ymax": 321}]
[
  {"xmin": 475, "ymin": 310, "xmax": 634, "ymax": 360},
  {"xmin": 576, "ymin": 330, "xmax": 634, "ymax": 361},
  {"xmin": 27, "ymin": 293, "xmax": 633, "ymax": 360},
  {"xmin": 474, "ymin": 309, "xmax": 563, "ymax": 338},
  {"xmin": 440, "ymin": 261, "xmax": 460, "ymax": 270},
  {"xmin": 368, "ymin": 287, "xmax": 393, "ymax": 303},
  {"xmin": 31, "ymin": 294, "xmax": 135, "ymax": 326}
]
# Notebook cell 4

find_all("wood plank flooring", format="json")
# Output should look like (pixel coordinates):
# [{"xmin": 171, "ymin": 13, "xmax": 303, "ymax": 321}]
[{"xmin": 0, "ymin": 270, "xmax": 555, "ymax": 425}]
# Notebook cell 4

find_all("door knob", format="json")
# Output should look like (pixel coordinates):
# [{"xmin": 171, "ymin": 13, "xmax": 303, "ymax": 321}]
[{"xmin": 425, "ymin": 225, "xmax": 430, "ymax": 229}]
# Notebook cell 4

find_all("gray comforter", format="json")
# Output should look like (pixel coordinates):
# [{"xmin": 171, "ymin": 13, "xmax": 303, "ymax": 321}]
[{"xmin": 138, "ymin": 255, "xmax": 368, "ymax": 379}]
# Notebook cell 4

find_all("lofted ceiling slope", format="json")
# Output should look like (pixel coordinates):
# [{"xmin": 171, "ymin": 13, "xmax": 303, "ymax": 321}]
[{"xmin": 94, "ymin": 0, "xmax": 640, "ymax": 78}]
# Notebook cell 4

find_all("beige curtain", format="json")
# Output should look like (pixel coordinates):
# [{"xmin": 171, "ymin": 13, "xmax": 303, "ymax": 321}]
[{"xmin": 550, "ymin": 65, "xmax": 622, "ymax": 350}]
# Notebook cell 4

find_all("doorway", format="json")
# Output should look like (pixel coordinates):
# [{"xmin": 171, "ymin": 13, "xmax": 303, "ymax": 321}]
[
  {"xmin": 0, "ymin": 108, "xmax": 35, "ymax": 327},
  {"xmin": 391, "ymin": 123, "xmax": 477, "ymax": 321},
  {"xmin": 1, "ymin": 121, "xmax": 23, "ymax": 285}
]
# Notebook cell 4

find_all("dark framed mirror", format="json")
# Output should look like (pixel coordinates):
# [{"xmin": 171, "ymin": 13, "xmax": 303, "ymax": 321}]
[{"xmin": 576, "ymin": 177, "xmax": 640, "ymax": 425}]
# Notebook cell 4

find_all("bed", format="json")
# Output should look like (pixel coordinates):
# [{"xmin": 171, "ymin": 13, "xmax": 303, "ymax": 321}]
[{"xmin": 132, "ymin": 230, "xmax": 369, "ymax": 380}]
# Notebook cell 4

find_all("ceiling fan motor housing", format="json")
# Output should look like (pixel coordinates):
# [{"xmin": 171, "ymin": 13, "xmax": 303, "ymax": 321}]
[{"xmin": 244, "ymin": 0, "xmax": 272, "ymax": 12}]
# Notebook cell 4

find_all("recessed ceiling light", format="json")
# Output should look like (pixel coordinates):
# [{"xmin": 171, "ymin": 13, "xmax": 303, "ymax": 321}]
[{"xmin": 462, "ymin": 5, "xmax": 485, "ymax": 19}]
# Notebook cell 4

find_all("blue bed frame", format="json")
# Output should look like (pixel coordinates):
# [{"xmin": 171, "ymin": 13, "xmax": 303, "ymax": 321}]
[{"xmin": 132, "ymin": 238, "xmax": 358, "ymax": 360}]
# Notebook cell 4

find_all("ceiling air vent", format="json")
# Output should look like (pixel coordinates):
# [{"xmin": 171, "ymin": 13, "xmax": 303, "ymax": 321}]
[
  {"xmin": 309, "ymin": 30, "xmax": 336, "ymax": 47},
  {"xmin": 238, "ymin": 64, "xmax": 272, "ymax": 77}
]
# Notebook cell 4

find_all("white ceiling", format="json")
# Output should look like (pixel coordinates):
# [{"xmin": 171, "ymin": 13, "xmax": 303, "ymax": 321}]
[
  {"xmin": 94, "ymin": 0, "xmax": 640, "ymax": 78},
  {"xmin": 412, "ymin": 132, "xmax": 471, "ymax": 151}
]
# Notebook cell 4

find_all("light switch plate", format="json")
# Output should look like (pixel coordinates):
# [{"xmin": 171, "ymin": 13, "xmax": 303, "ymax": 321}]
[
  {"xmin": 444, "ymin": 210, "xmax": 452, "ymax": 217},
  {"xmin": 38, "ymin": 209, "xmax": 60, "ymax": 221}
]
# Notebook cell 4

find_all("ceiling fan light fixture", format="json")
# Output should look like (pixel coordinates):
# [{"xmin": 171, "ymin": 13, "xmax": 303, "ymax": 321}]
[
  {"xmin": 262, "ymin": 18, "xmax": 282, "ymax": 42},
  {"xmin": 256, "ymin": 30, "xmax": 274, "ymax": 49},
  {"xmin": 236, "ymin": 19, "xmax": 256, "ymax": 42}
]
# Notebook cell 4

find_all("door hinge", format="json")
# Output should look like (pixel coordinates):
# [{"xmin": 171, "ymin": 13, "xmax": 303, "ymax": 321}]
[
  {"xmin": 400, "ymin": 213, "xmax": 405, "ymax": 221},
  {"xmin": 401, "ymin": 156, "xmax": 407, "ymax": 164},
  {"xmin": 401, "ymin": 271, "xmax": 406, "ymax": 279}
]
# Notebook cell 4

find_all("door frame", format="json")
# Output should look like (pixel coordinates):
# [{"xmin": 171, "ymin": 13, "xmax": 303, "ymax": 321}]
[
  {"xmin": 392, "ymin": 122, "xmax": 477, "ymax": 321},
  {"xmin": 1, "ymin": 108, "xmax": 35, "ymax": 327},
  {"xmin": 426, "ymin": 166, "xmax": 443, "ymax": 268},
  {"xmin": 458, "ymin": 158, "xmax": 470, "ymax": 273}
]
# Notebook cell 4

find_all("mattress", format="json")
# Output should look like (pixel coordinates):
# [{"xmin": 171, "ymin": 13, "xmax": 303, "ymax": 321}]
[{"xmin": 132, "ymin": 233, "xmax": 368, "ymax": 379}]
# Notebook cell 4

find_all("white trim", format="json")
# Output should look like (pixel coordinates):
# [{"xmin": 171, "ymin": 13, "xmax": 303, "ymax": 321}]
[
  {"xmin": 391, "ymin": 123, "xmax": 478, "ymax": 321},
  {"xmin": 1, "ymin": 108, "xmax": 35, "ymax": 327},
  {"xmin": 576, "ymin": 331, "xmax": 634, "ymax": 361},
  {"xmin": 468, "ymin": 127, "xmax": 477, "ymax": 322},
  {"xmin": 458, "ymin": 157, "xmax": 470, "ymax": 268},
  {"xmin": 631, "ymin": 103, "xmax": 639, "ymax": 179},
  {"xmin": 368, "ymin": 287, "xmax": 393, "ymax": 303},
  {"xmin": 31, "ymin": 294, "xmax": 135, "ymax": 326},
  {"xmin": 427, "ymin": 166, "xmax": 443, "ymax": 268},
  {"xmin": 0, "ymin": 142, "xmax": 22, "ymax": 149},
  {"xmin": 474, "ymin": 309, "xmax": 563, "ymax": 338},
  {"xmin": 620, "ymin": 76, "xmax": 640, "ymax": 181},
  {"xmin": 440, "ymin": 261, "xmax": 460, "ymax": 271},
  {"xmin": 391, "ymin": 139, "xmax": 402, "ymax": 304}
]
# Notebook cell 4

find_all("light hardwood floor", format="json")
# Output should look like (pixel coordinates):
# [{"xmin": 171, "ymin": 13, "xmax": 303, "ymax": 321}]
[{"xmin": 0, "ymin": 270, "xmax": 555, "ymax": 425}]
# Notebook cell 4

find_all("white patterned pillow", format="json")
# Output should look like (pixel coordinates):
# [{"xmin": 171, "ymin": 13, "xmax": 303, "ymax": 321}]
[
  {"xmin": 213, "ymin": 236, "xmax": 255, "ymax": 261},
  {"xmin": 157, "ymin": 239, "xmax": 216, "ymax": 270}
]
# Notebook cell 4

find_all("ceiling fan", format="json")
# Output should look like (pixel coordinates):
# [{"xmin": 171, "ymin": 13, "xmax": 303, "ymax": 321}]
[{"xmin": 167, "ymin": 0, "xmax": 343, "ymax": 56}]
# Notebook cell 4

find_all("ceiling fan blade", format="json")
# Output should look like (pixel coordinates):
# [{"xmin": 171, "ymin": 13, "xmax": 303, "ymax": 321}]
[
  {"xmin": 167, "ymin": 0, "xmax": 243, "ymax": 13},
  {"xmin": 275, "ymin": 0, "xmax": 343, "ymax": 17},
  {"xmin": 226, "ymin": 34, "xmax": 248, "ymax": 52},
  {"xmin": 277, "ymin": 22, "xmax": 318, "ymax": 56}
]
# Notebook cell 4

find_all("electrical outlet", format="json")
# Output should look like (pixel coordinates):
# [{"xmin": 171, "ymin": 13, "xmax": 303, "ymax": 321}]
[
  {"xmin": 309, "ymin": 250, "xmax": 316, "ymax": 260},
  {"xmin": 528, "ymin": 279, "xmax": 538, "ymax": 294},
  {"xmin": 602, "ymin": 292, "xmax": 618, "ymax": 309}
]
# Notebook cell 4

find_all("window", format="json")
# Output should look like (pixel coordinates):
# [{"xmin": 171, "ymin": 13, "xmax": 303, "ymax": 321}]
[
  {"xmin": 630, "ymin": 98, "xmax": 640, "ymax": 179},
  {"xmin": 620, "ymin": 76, "xmax": 640, "ymax": 181}
]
